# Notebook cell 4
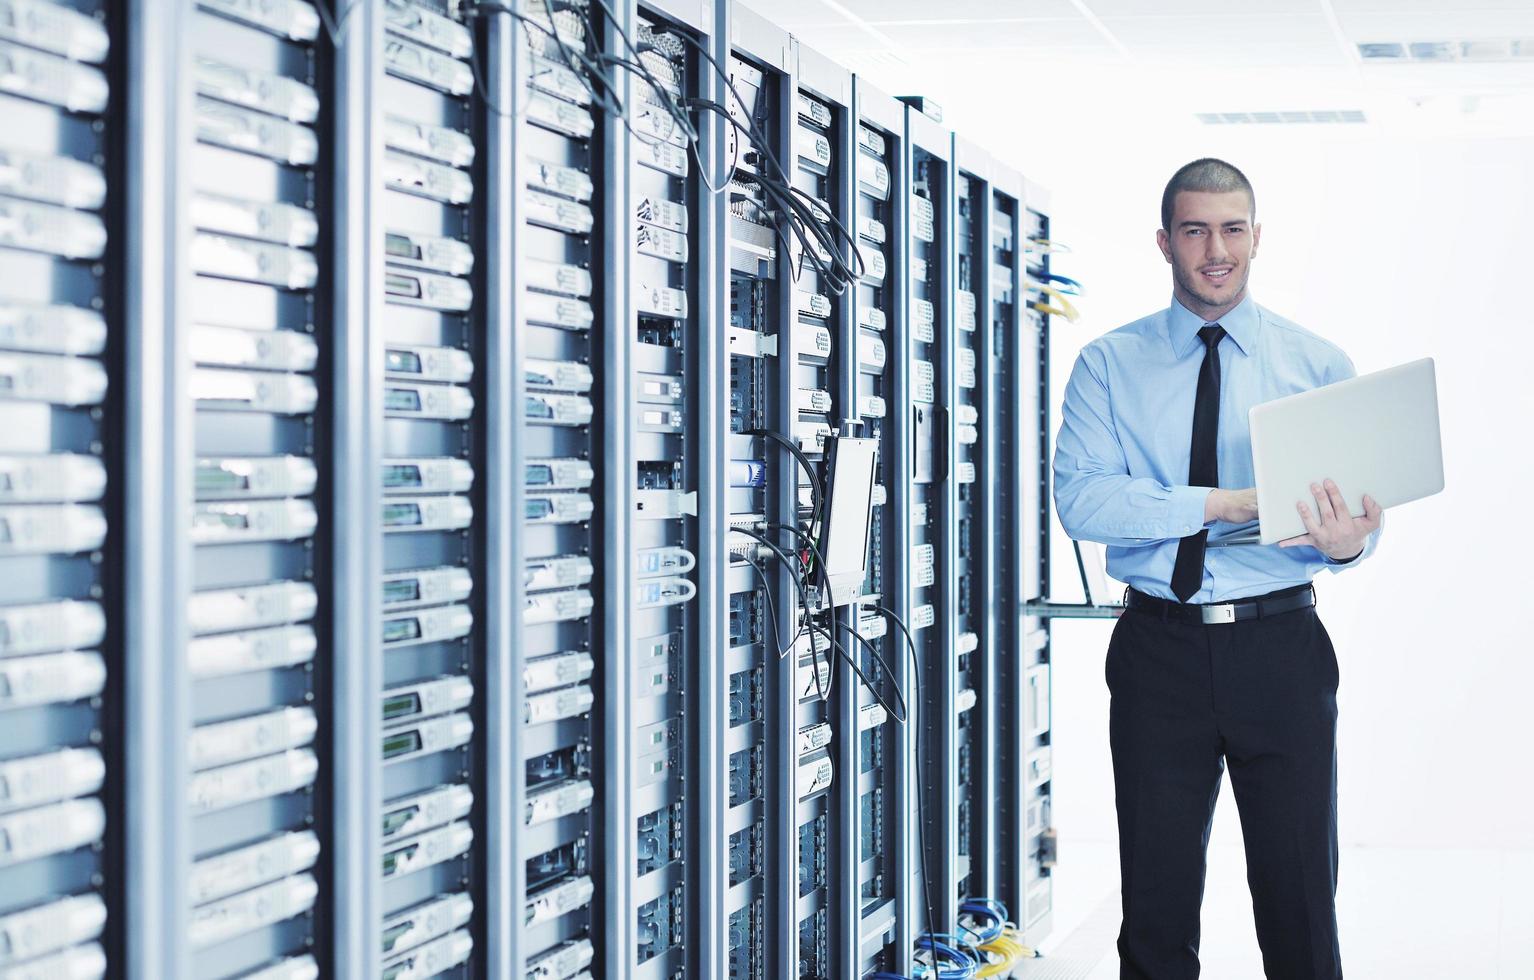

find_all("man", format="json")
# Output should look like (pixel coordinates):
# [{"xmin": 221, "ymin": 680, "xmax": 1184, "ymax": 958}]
[{"xmin": 1052, "ymin": 158, "xmax": 1382, "ymax": 980}]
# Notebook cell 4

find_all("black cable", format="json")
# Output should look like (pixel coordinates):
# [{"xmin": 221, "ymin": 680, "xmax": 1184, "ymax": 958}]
[
  {"xmin": 728, "ymin": 526, "xmax": 811, "ymax": 662},
  {"xmin": 876, "ymin": 603, "xmax": 939, "ymax": 943},
  {"xmin": 747, "ymin": 427, "xmax": 823, "ymax": 522},
  {"xmin": 829, "ymin": 619, "xmax": 907, "ymax": 724},
  {"xmin": 735, "ymin": 551, "xmax": 784, "ymax": 663}
]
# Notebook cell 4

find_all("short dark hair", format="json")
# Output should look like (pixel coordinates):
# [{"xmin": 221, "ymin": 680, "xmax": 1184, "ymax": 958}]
[{"xmin": 1161, "ymin": 158, "xmax": 1255, "ymax": 231}]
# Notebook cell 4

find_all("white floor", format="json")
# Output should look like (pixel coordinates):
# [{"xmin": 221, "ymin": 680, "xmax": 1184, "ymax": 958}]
[{"xmin": 1038, "ymin": 838, "xmax": 1534, "ymax": 979}]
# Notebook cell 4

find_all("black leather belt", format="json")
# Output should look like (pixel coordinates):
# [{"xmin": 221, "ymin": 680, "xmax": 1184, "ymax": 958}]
[{"xmin": 1125, "ymin": 583, "xmax": 1315, "ymax": 625}]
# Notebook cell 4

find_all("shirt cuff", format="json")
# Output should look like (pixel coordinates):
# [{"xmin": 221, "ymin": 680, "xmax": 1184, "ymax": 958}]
[
  {"xmin": 1324, "ymin": 547, "xmax": 1365, "ymax": 566},
  {"xmin": 1171, "ymin": 485, "xmax": 1215, "ymax": 537}
]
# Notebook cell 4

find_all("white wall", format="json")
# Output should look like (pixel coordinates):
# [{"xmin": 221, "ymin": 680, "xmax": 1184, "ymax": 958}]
[{"xmin": 1001, "ymin": 126, "xmax": 1534, "ymax": 856}]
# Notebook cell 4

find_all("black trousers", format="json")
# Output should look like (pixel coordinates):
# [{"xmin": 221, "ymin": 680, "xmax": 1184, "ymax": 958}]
[{"xmin": 1107, "ymin": 595, "xmax": 1342, "ymax": 980}]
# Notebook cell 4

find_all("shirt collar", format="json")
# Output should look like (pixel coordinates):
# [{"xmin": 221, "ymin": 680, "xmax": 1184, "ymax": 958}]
[{"xmin": 1167, "ymin": 292, "xmax": 1259, "ymax": 358}]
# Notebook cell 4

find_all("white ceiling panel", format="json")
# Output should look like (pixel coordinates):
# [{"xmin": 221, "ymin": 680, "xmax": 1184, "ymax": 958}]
[
  {"xmin": 815, "ymin": 0, "xmax": 1085, "ymax": 21},
  {"xmin": 1329, "ymin": 0, "xmax": 1534, "ymax": 11},
  {"xmin": 1101, "ymin": 13, "xmax": 1340, "ymax": 47},
  {"xmin": 743, "ymin": 0, "xmax": 855, "ymax": 26},
  {"xmin": 866, "ymin": 19, "xmax": 1111, "ymax": 49},
  {"xmin": 1083, "ymin": 0, "xmax": 1320, "ymax": 14},
  {"xmin": 1337, "ymin": 10, "xmax": 1534, "ymax": 39}
]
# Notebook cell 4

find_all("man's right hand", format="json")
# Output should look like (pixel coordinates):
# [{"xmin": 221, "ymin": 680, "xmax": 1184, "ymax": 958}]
[{"xmin": 1205, "ymin": 487, "xmax": 1258, "ymax": 525}]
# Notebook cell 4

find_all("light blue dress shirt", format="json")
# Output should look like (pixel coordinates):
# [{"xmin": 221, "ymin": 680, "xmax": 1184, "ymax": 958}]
[{"xmin": 1052, "ymin": 293, "xmax": 1380, "ymax": 603}]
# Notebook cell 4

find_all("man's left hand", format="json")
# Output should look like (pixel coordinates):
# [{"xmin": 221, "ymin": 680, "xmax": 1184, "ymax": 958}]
[{"xmin": 1279, "ymin": 478, "xmax": 1381, "ymax": 560}]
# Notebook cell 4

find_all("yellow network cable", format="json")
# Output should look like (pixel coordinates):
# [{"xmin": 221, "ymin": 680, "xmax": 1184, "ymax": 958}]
[
  {"xmin": 973, "ymin": 926, "xmax": 1041, "ymax": 977},
  {"xmin": 1025, "ymin": 280, "xmax": 1081, "ymax": 323},
  {"xmin": 1024, "ymin": 237, "xmax": 1071, "ymax": 256}
]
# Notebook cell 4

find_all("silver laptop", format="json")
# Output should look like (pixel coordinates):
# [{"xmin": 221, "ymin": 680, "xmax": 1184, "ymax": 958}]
[{"xmin": 1213, "ymin": 357, "xmax": 1444, "ymax": 547}]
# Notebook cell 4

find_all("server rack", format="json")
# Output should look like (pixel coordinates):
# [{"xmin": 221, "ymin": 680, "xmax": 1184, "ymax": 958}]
[{"xmin": 848, "ymin": 77, "xmax": 907, "ymax": 980}]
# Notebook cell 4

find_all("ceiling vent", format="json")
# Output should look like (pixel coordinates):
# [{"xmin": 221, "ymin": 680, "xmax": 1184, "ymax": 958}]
[
  {"xmin": 1358, "ymin": 39, "xmax": 1534, "ymax": 62},
  {"xmin": 1196, "ymin": 110, "xmax": 1367, "ymax": 125}
]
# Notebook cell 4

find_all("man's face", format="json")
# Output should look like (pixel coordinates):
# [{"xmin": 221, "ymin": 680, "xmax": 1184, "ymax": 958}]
[{"xmin": 1156, "ymin": 190, "xmax": 1260, "ymax": 318}]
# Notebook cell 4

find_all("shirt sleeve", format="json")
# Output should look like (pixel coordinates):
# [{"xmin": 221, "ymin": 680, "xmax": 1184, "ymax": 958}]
[{"xmin": 1052, "ymin": 346, "xmax": 1212, "ymax": 548}]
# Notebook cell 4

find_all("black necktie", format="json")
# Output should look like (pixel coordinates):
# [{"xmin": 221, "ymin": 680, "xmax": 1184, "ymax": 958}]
[{"xmin": 1171, "ymin": 324, "xmax": 1226, "ymax": 602}]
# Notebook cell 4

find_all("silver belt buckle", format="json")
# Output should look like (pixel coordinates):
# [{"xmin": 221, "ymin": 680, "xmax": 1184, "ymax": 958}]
[{"xmin": 1201, "ymin": 602, "xmax": 1237, "ymax": 625}]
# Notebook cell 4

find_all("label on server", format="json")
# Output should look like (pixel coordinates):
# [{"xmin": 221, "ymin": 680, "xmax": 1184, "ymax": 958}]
[
  {"xmin": 526, "ymin": 875, "xmax": 593, "ymax": 926},
  {"xmin": 911, "ymin": 501, "xmax": 928, "ymax": 526},
  {"xmin": 525, "ymin": 778, "xmax": 593, "ymax": 826},
  {"xmin": 857, "ymin": 612, "xmax": 887, "ymax": 640},
  {"xmin": 381, "ymin": 930, "xmax": 473, "ymax": 980},
  {"xmin": 857, "ymin": 125, "xmax": 887, "ymax": 157},
  {"xmin": 382, "ymin": 676, "xmax": 474, "ymax": 725},
  {"xmin": 912, "ymin": 543, "xmax": 935, "ymax": 587},
  {"xmin": 859, "ymin": 703, "xmax": 889, "ymax": 730},
  {"xmin": 382, "ymin": 713, "xmax": 475, "ymax": 765},
  {"xmin": 857, "ymin": 215, "xmax": 887, "ymax": 245},
  {"xmin": 523, "ymin": 291, "xmax": 593, "ymax": 331},
  {"xmin": 384, "ymin": 0, "xmax": 473, "ymax": 58},
  {"xmin": 0, "ymin": 597, "xmax": 104, "ymax": 654},
  {"xmin": 957, "ymin": 461, "xmax": 976, "ymax": 484},
  {"xmin": 525, "ymin": 456, "xmax": 593, "ymax": 491},
  {"xmin": 191, "ymin": 324, "xmax": 318, "ymax": 372},
  {"xmin": 0, "ymin": 196, "xmax": 105, "ymax": 259},
  {"xmin": 0, "ymin": 39, "xmax": 108, "ymax": 113},
  {"xmin": 197, "ymin": 0, "xmax": 321, "ymax": 42},
  {"xmin": 957, "ymin": 688, "xmax": 978, "ymax": 713},
  {"xmin": 796, "ymin": 421, "xmax": 831, "ymax": 453},
  {"xmin": 382, "ymin": 783, "xmax": 474, "ymax": 844},
  {"xmin": 635, "ymin": 372, "xmax": 682, "ymax": 407},
  {"xmin": 635, "ymin": 222, "xmax": 687, "ymax": 263},
  {"xmin": 0, "ymin": 651, "xmax": 104, "ymax": 711},
  {"xmin": 910, "ymin": 257, "xmax": 928, "ymax": 284},
  {"xmin": 384, "ymin": 229, "xmax": 474, "ymax": 276},
  {"xmin": 193, "ymin": 57, "xmax": 319, "ymax": 123},
  {"xmin": 910, "ymin": 298, "xmax": 936, "ymax": 345},
  {"xmin": 524, "ymin": 683, "xmax": 594, "ymax": 724},
  {"xmin": 189, "ymin": 831, "xmax": 320, "ymax": 907},
  {"xmin": 798, "ymin": 291, "xmax": 831, "ymax": 319},
  {"xmin": 0, "ymin": 797, "xmax": 104, "ymax": 869},
  {"xmin": 187, "ymin": 624, "xmax": 317, "ymax": 678},
  {"xmin": 0, "ymin": 747, "xmax": 103, "ymax": 815},
  {"xmin": 383, "ymin": 381, "xmax": 474, "ymax": 421},
  {"xmin": 957, "ymin": 424, "xmax": 978, "ymax": 445},
  {"xmin": 956, "ymin": 290, "xmax": 977, "ymax": 331},
  {"xmin": 633, "ymin": 102, "xmax": 688, "ymax": 149},
  {"xmin": 860, "ymin": 394, "xmax": 886, "ymax": 419},
  {"xmin": 857, "ymin": 306, "xmax": 887, "ymax": 333},
  {"xmin": 525, "ymin": 358, "xmax": 593, "ymax": 393},
  {"xmin": 382, "ymin": 605, "xmax": 475, "ymax": 649},
  {"xmin": 635, "ymin": 576, "xmax": 695, "ymax": 608},
  {"xmin": 633, "ymin": 489, "xmax": 697, "ymax": 520},
  {"xmin": 382, "ymin": 566, "xmax": 474, "ymax": 612},
  {"xmin": 0, "ymin": 302, "xmax": 106, "ymax": 356},
  {"xmin": 381, "ymin": 821, "xmax": 474, "ymax": 880},
  {"xmin": 382, "ymin": 457, "xmax": 475, "ymax": 495},
  {"xmin": 857, "ymin": 155, "xmax": 890, "ymax": 199},
  {"xmin": 525, "ymin": 555, "xmax": 594, "ymax": 592},
  {"xmin": 635, "ymin": 195, "xmax": 687, "ymax": 233},
  {"xmin": 384, "ymin": 150, "xmax": 474, "ymax": 204},
  {"xmin": 957, "ymin": 631, "xmax": 979, "ymax": 655},
  {"xmin": 189, "ymin": 874, "xmax": 318, "ymax": 949},
  {"xmin": 196, "ymin": 97, "xmax": 318, "ymax": 166},
  {"xmin": 912, "ymin": 604, "xmax": 935, "ymax": 630},
  {"xmin": 796, "ymin": 322, "xmax": 832, "ymax": 361},
  {"xmin": 381, "ymin": 892, "xmax": 474, "ymax": 960},
  {"xmin": 528, "ymin": 52, "xmax": 591, "ymax": 106},
  {"xmin": 523, "ymin": 589, "xmax": 593, "ymax": 626},
  {"xmin": 0, "ymin": 503, "xmax": 106, "ymax": 555},
  {"xmin": 524, "ymin": 650, "xmax": 594, "ymax": 693},
  {"xmin": 797, "ymin": 757, "xmax": 834, "ymax": 798},
  {"xmin": 913, "ymin": 359, "xmax": 935, "ymax": 404},
  {"xmin": 859, "ymin": 335, "xmax": 886, "ymax": 372},
  {"xmin": 634, "ymin": 135, "xmax": 687, "ymax": 178},
  {"xmin": 527, "ymin": 258, "xmax": 592, "ymax": 299},
  {"xmin": 384, "ymin": 268, "xmax": 473, "ymax": 311},
  {"xmin": 860, "ymin": 244, "xmax": 887, "ymax": 283},
  {"xmin": 910, "ymin": 195, "xmax": 936, "ymax": 243},
  {"xmin": 385, "ymin": 344, "xmax": 474, "ymax": 383},
  {"xmin": 799, "ymin": 387, "xmax": 832, "ymax": 414},
  {"xmin": 238, "ymin": 954, "xmax": 319, "ymax": 980},
  {"xmin": 190, "ymin": 706, "xmax": 318, "ymax": 771},
  {"xmin": 0, "ymin": 892, "xmax": 105, "ymax": 966},
  {"xmin": 195, "ymin": 456, "xmax": 317, "ymax": 500},
  {"xmin": 525, "ymin": 492, "xmax": 592, "ymax": 525},
  {"xmin": 525, "ymin": 91, "xmax": 594, "ymax": 140},
  {"xmin": 384, "ymin": 114, "xmax": 475, "ymax": 167},
  {"xmin": 0, "ymin": 0, "xmax": 110, "ymax": 63},
  {"xmin": 383, "ymin": 36, "xmax": 473, "ymax": 96},
  {"xmin": 527, "ymin": 939, "xmax": 595, "ymax": 979},
  {"xmin": 191, "ymin": 499, "xmax": 318, "ymax": 545},
  {"xmin": 796, "ymin": 126, "xmax": 831, "ymax": 172},
  {"xmin": 191, "ymin": 233, "xmax": 318, "ymax": 289},
  {"xmin": 871, "ymin": 484, "xmax": 887, "ymax": 507},
  {"xmin": 958, "ymin": 348, "xmax": 977, "ymax": 389},
  {"xmin": 191, "ymin": 368, "xmax": 318, "ymax": 415},
  {"xmin": 525, "ymin": 156, "xmax": 594, "ymax": 203},
  {"xmin": 188, "ymin": 749, "xmax": 318, "ymax": 814},
  {"xmin": 955, "ymin": 403, "xmax": 978, "ymax": 426},
  {"xmin": 0, "ymin": 147, "xmax": 105, "ymax": 210},
  {"xmin": 633, "ymin": 279, "xmax": 687, "ymax": 319},
  {"xmin": 797, "ymin": 722, "xmax": 833, "ymax": 756},
  {"xmin": 525, "ymin": 392, "xmax": 593, "ymax": 427},
  {"xmin": 797, "ymin": 92, "xmax": 832, "ymax": 127},
  {"xmin": 381, "ymin": 495, "xmax": 474, "ymax": 533}
]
